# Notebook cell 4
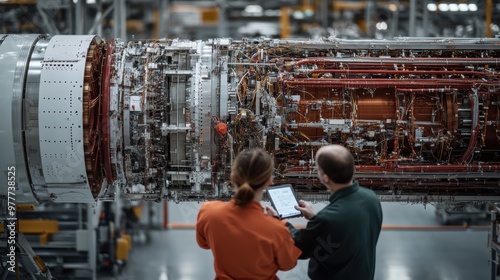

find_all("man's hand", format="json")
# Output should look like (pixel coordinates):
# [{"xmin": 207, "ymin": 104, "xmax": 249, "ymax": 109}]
[
  {"xmin": 295, "ymin": 200, "xmax": 315, "ymax": 220},
  {"xmin": 264, "ymin": 206, "xmax": 280, "ymax": 219}
]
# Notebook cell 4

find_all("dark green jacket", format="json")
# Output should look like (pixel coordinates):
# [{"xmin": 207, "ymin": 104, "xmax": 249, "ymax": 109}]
[{"xmin": 286, "ymin": 181, "xmax": 383, "ymax": 280}]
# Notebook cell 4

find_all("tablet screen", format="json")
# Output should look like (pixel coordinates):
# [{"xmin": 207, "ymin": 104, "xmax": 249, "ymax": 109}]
[{"xmin": 267, "ymin": 184, "xmax": 301, "ymax": 219}]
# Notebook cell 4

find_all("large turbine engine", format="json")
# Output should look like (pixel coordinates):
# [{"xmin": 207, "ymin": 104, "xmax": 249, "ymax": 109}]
[{"xmin": 1, "ymin": 34, "xmax": 499, "ymax": 204}]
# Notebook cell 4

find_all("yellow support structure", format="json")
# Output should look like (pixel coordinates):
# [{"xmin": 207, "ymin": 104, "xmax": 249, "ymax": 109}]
[
  {"xmin": 486, "ymin": 0, "xmax": 493, "ymax": 38},
  {"xmin": 123, "ymin": 234, "xmax": 132, "ymax": 251},
  {"xmin": 280, "ymin": 7, "xmax": 291, "ymax": 39},
  {"xmin": 16, "ymin": 204, "xmax": 35, "ymax": 211},
  {"xmin": 116, "ymin": 237, "xmax": 130, "ymax": 261},
  {"xmin": 0, "ymin": 220, "xmax": 58, "ymax": 245},
  {"xmin": 200, "ymin": 7, "xmax": 219, "ymax": 25},
  {"xmin": 18, "ymin": 220, "xmax": 58, "ymax": 234},
  {"xmin": 132, "ymin": 204, "xmax": 143, "ymax": 220},
  {"xmin": 152, "ymin": 10, "xmax": 159, "ymax": 39},
  {"xmin": 33, "ymin": 256, "xmax": 48, "ymax": 273},
  {"xmin": 20, "ymin": 220, "xmax": 58, "ymax": 245}
]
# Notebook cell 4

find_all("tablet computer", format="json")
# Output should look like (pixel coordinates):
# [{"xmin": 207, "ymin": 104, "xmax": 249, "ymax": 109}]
[{"xmin": 267, "ymin": 184, "xmax": 302, "ymax": 219}]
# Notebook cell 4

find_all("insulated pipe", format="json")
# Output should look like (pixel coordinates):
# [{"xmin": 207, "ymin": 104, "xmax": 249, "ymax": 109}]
[
  {"xmin": 282, "ymin": 78, "xmax": 498, "ymax": 88},
  {"xmin": 309, "ymin": 70, "xmax": 499, "ymax": 77},
  {"xmin": 396, "ymin": 88, "xmax": 458, "ymax": 93},
  {"xmin": 356, "ymin": 180, "xmax": 500, "ymax": 187},
  {"xmin": 308, "ymin": 65, "xmax": 487, "ymax": 70},
  {"xmin": 285, "ymin": 164, "xmax": 500, "ymax": 173},
  {"xmin": 273, "ymin": 178, "xmax": 500, "ymax": 187},
  {"xmin": 356, "ymin": 165, "xmax": 500, "ymax": 172},
  {"xmin": 293, "ymin": 57, "xmax": 500, "ymax": 67},
  {"xmin": 390, "ymin": 37, "xmax": 500, "ymax": 44},
  {"xmin": 277, "ymin": 37, "xmax": 500, "ymax": 50}
]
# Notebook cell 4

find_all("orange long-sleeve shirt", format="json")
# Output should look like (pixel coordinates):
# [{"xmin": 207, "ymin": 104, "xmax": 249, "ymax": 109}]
[{"xmin": 196, "ymin": 200, "xmax": 302, "ymax": 280}]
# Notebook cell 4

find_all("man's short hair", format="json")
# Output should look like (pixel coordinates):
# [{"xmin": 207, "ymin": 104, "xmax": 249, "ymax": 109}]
[{"xmin": 316, "ymin": 147, "xmax": 354, "ymax": 184}]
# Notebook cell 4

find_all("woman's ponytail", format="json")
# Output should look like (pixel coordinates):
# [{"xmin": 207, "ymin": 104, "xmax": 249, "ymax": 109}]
[{"xmin": 234, "ymin": 183, "xmax": 255, "ymax": 206}]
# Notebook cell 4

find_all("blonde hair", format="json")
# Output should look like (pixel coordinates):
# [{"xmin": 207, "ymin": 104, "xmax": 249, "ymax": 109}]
[{"xmin": 232, "ymin": 148, "xmax": 274, "ymax": 207}]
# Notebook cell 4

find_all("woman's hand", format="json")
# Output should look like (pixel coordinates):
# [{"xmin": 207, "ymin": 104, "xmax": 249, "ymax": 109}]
[
  {"xmin": 295, "ymin": 200, "xmax": 316, "ymax": 220},
  {"xmin": 264, "ymin": 206, "xmax": 280, "ymax": 219}
]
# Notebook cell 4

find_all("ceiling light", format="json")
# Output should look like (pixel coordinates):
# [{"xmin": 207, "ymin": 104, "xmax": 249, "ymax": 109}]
[
  {"xmin": 244, "ymin": 5, "xmax": 263, "ymax": 14},
  {"xmin": 458, "ymin": 3, "xmax": 468, "ymax": 11},
  {"xmin": 469, "ymin": 4, "xmax": 478, "ymax": 12},
  {"xmin": 438, "ymin": 3, "xmax": 449, "ymax": 12},
  {"xmin": 449, "ymin": 4, "xmax": 458, "ymax": 11},
  {"xmin": 376, "ymin": 22, "xmax": 388, "ymax": 31},
  {"xmin": 427, "ymin": 3, "xmax": 437, "ymax": 11},
  {"xmin": 303, "ymin": 9, "xmax": 314, "ymax": 17},
  {"xmin": 292, "ymin": 11, "xmax": 304, "ymax": 20}
]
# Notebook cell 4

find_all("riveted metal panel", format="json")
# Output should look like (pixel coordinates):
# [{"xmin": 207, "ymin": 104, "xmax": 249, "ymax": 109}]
[
  {"xmin": 39, "ymin": 35, "xmax": 95, "ymax": 203},
  {"xmin": 200, "ymin": 44, "xmax": 213, "ymax": 160}
]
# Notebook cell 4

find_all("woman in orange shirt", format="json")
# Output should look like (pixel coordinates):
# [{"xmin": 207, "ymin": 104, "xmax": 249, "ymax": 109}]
[{"xmin": 196, "ymin": 148, "xmax": 302, "ymax": 280}]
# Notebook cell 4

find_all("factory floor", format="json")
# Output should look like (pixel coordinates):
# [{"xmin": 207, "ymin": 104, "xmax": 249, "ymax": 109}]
[{"xmin": 99, "ymin": 202, "xmax": 491, "ymax": 280}]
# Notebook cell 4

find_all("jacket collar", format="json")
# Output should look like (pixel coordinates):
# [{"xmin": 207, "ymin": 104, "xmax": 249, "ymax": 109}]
[
  {"xmin": 329, "ymin": 181, "xmax": 359, "ymax": 203},
  {"xmin": 229, "ymin": 199, "xmax": 263, "ymax": 211}
]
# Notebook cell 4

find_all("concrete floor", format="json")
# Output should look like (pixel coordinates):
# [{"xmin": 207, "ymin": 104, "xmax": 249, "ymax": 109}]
[{"xmin": 101, "ymin": 202, "xmax": 491, "ymax": 280}]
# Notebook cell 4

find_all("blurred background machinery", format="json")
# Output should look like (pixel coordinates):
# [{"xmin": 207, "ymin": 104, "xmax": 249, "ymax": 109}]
[{"xmin": 0, "ymin": 0, "xmax": 498, "ymax": 40}]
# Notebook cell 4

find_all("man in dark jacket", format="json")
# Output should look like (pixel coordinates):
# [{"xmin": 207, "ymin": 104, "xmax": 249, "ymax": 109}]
[{"xmin": 285, "ymin": 144, "xmax": 383, "ymax": 280}]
